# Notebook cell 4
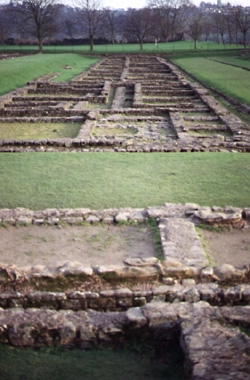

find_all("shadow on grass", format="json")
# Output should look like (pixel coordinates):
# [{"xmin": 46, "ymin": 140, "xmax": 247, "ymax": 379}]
[{"xmin": 0, "ymin": 337, "xmax": 186, "ymax": 380}]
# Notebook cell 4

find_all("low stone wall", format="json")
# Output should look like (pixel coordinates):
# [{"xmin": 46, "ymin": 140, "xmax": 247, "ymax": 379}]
[
  {"xmin": 0, "ymin": 302, "xmax": 249, "ymax": 379},
  {"xmin": 0, "ymin": 203, "xmax": 249, "ymax": 288},
  {"xmin": 0, "ymin": 201, "xmax": 249, "ymax": 379},
  {"xmin": 0, "ymin": 203, "xmax": 248, "ymax": 228},
  {"xmin": 1, "ymin": 283, "xmax": 250, "ymax": 311}
]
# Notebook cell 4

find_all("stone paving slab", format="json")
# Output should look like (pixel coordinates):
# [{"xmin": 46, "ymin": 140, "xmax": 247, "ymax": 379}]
[{"xmin": 159, "ymin": 218, "xmax": 209, "ymax": 267}]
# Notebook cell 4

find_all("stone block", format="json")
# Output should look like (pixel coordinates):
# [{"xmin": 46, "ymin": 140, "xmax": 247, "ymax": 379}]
[
  {"xmin": 214, "ymin": 264, "xmax": 236, "ymax": 282},
  {"xmin": 59, "ymin": 322, "xmax": 76, "ymax": 345},
  {"xmin": 126, "ymin": 307, "xmax": 147, "ymax": 328}
]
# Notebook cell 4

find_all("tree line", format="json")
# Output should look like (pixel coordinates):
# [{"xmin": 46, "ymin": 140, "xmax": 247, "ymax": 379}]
[{"xmin": 0, "ymin": 0, "xmax": 249, "ymax": 51}]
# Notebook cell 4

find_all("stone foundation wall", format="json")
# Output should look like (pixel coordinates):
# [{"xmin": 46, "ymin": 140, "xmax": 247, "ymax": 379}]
[
  {"xmin": 0, "ymin": 203, "xmax": 250, "ymax": 379},
  {"xmin": 0, "ymin": 203, "xmax": 249, "ymax": 288},
  {"xmin": 0, "ymin": 302, "xmax": 250, "ymax": 379},
  {"xmin": 1, "ymin": 283, "xmax": 250, "ymax": 311}
]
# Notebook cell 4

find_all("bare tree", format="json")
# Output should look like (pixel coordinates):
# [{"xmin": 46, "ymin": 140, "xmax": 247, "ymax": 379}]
[
  {"xmin": 185, "ymin": 6, "xmax": 204, "ymax": 49},
  {"xmin": 58, "ymin": 6, "xmax": 79, "ymax": 40},
  {"xmin": 202, "ymin": 13, "xmax": 213, "ymax": 42},
  {"xmin": 148, "ymin": 0, "xmax": 191, "ymax": 42},
  {"xmin": 75, "ymin": 0, "xmax": 106, "ymax": 51},
  {"xmin": 233, "ymin": 6, "xmax": 250, "ymax": 48},
  {"xmin": 124, "ymin": 7, "xmax": 155, "ymax": 50},
  {"xmin": 10, "ymin": 0, "xmax": 60, "ymax": 51},
  {"xmin": 0, "ymin": 4, "xmax": 13, "ymax": 45},
  {"xmin": 212, "ymin": 8, "xmax": 227, "ymax": 45},
  {"xmin": 102, "ymin": 8, "xmax": 121, "ymax": 44}
]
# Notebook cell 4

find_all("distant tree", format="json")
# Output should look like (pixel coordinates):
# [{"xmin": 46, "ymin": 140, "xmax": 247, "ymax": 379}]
[
  {"xmin": 123, "ymin": 7, "xmax": 155, "ymax": 50},
  {"xmin": 102, "ymin": 8, "xmax": 121, "ymax": 44},
  {"xmin": 233, "ymin": 6, "xmax": 250, "ymax": 48},
  {"xmin": 148, "ymin": 0, "xmax": 191, "ymax": 42},
  {"xmin": 58, "ymin": 6, "xmax": 79, "ymax": 40},
  {"xmin": 185, "ymin": 6, "xmax": 204, "ymax": 49},
  {"xmin": 0, "ymin": 4, "xmax": 13, "ymax": 45},
  {"xmin": 75, "ymin": 0, "xmax": 106, "ymax": 51},
  {"xmin": 10, "ymin": 0, "xmax": 60, "ymax": 51},
  {"xmin": 202, "ymin": 13, "xmax": 213, "ymax": 42},
  {"xmin": 212, "ymin": 8, "xmax": 227, "ymax": 44}
]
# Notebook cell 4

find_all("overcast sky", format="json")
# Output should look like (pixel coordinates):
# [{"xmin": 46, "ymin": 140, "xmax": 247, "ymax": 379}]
[
  {"xmin": 102, "ymin": 0, "xmax": 249, "ymax": 8},
  {"xmin": 0, "ymin": 0, "xmax": 249, "ymax": 9}
]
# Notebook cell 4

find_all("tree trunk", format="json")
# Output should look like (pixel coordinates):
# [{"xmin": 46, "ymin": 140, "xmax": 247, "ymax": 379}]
[
  {"xmin": 90, "ymin": 36, "xmax": 94, "ymax": 51},
  {"xmin": 243, "ymin": 32, "xmax": 247, "ymax": 48},
  {"xmin": 38, "ymin": 37, "xmax": 43, "ymax": 52}
]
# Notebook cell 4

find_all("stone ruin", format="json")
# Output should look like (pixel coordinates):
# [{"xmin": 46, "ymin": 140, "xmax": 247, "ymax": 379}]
[
  {"xmin": 0, "ymin": 54, "xmax": 249, "ymax": 152},
  {"xmin": 1, "ymin": 54, "xmax": 250, "ymax": 378},
  {"xmin": 0, "ymin": 203, "xmax": 250, "ymax": 379}
]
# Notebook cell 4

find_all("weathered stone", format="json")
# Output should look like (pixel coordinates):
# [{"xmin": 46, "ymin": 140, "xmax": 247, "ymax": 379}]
[
  {"xmin": 115, "ymin": 212, "xmax": 130, "ymax": 222},
  {"xmin": 214, "ymin": 264, "xmax": 236, "ymax": 281},
  {"xmin": 133, "ymin": 297, "xmax": 147, "ymax": 307},
  {"xmin": 184, "ymin": 287, "xmax": 200, "ymax": 303},
  {"xmin": 60, "ymin": 299, "xmax": 84, "ymax": 311},
  {"xmin": 85, "ymin": 215, "xmax": 100, "ymax": 223},
  {"xmin": 33, "ymin": 218, "xmax": 45, "ymax": 225},
  {"xmin": 161, "ymin": 265, "xmax": 200, "ymax": 279},
  {"xmin": 142, "ymin": 302, "xmax": 178, "ymax": 327},
  {"xmin": 62, "ymin": 208, "xmax": 91, "ymax": 217},
  {"xmin": 160, "ymin": 218, "xmax": 208, "ymax": 267},
  {"xmin": 93, "ymin": 265, "xmax": 159, "ymax": 280},
  {"xmin": 61, "ymin": 217, "xmax": 83, "ymax": 224},
  {"xmin": 16, "ymin": 217, "xmax": 32, "ymax": 225},
  {"xmin": 9, "ymin": 325, "xmax": 35, "ymax": 346},
  {"xmin": 126, "ymin": 307, "xmax": 147, "ymax": 328},
  {"xmin": 200, "ymin": 266, "xmax": 214, "ymax": 282},
  {"xmin": 123, "ymin": 257, "xmax": 158, "ymax": 267},
  {"xmin": 192, "ymin": 209, "xmax": 243, "ymax": 227},
  {"xmin": 182, "ymin": 278, "xmax": 196, "ymax": 287},
  {"xmin": 56, "ymin": 262, "xmax": 93, "ymax": 277},
  {"xmin": 59, "ymin": 322, "xmax": 76, "ymax": 344},
  {"xmin": 78, "ymin": 324, "xmax": 96, "ymax": 341}
]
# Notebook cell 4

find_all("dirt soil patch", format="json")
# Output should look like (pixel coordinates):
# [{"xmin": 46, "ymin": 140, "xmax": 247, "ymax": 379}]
[
  {"xmin": 200, "ymin": 228, "xmax": 250, "ymax": 268},
  {"xmin": 0, "ymin": 224, "xmax": 157, "ymax": 269}
]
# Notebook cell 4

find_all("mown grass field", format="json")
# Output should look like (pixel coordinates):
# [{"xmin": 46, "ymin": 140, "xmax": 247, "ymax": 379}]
[
  {"xmin": 171, "ymin": 55, "xmax": 250, "ymax": 107},
  {"xmin": 0, "ymin": 152, "xmax": 249, "ymax": 210},
  {"xmin": 0, "ymin": 40, "xmax": 242, "ymax": 54},
  {"xmin": 207, "ymin": 56, "xmax": 250, "ymax": 69},
  {"xmin": 0, "ymin": 54, "xmax": 100, "ymax": 96}
]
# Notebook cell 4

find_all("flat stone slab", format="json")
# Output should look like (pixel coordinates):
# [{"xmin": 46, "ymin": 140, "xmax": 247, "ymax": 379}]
[{"xmin": 159, "ymin": 218, "xmax": 209, "ymax": 267}]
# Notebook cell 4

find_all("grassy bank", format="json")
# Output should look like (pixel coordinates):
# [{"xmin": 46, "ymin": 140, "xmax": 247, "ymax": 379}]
[
  {"xmin": 0, "ymin": 54, "xmax": 100, "ymax": 96},
  {"xmin": 171, "ymin": 56, "xmax": 250, "ymax": 106},
  {"xmin": 0, "ymin": 152, "xmax": 249, "ymax": 210}
]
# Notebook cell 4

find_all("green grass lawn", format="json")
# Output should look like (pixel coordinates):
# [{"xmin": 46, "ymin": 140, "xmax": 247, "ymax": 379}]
[
  {"xmin": 0, "ymin": 41, "xmax": 242, "ymax": 55},
  {"xmin": 0, "ymin": 152, "xmax": 249, "ymax": 210},
  {"xmin": 0, "ymin": 122, "xmax": 82, "ymax": 139},
  {"xmin": 208, "ymin": 56, "xmax": 250, "ymax": 70},
  {"xmin": 171, "ymin": 56, "xmax": 250, "ymax": 107},
  {"xmin": 0, "ymin": 343, "xmax": 185, "ymax": 380},
  {"xmin": 0, "ymin": 54, "xmax": 100, "ymax": 96}
]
